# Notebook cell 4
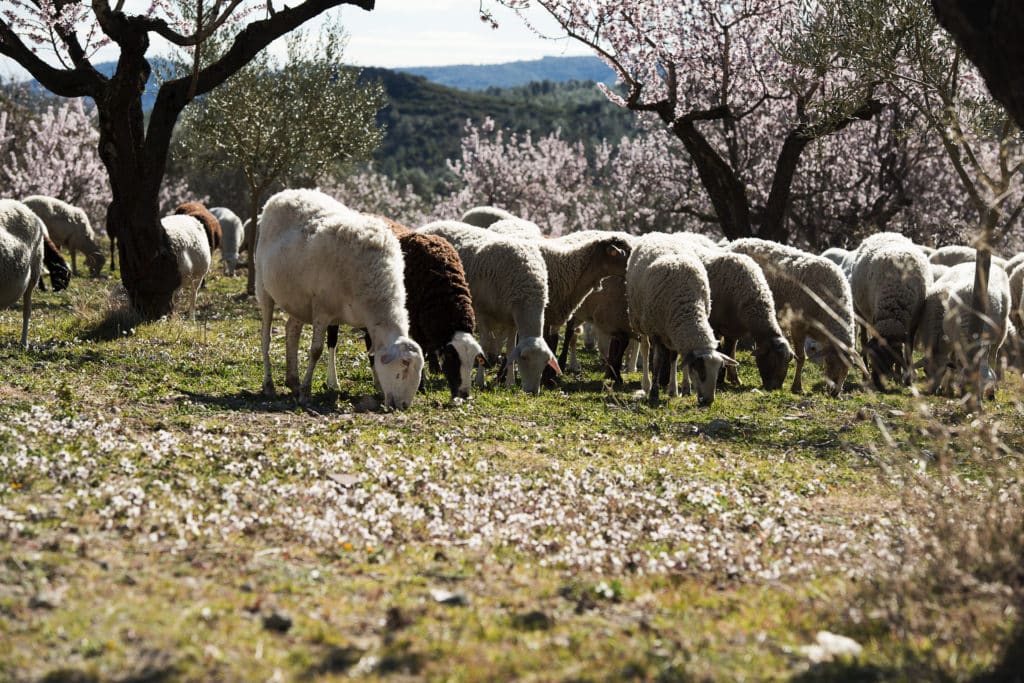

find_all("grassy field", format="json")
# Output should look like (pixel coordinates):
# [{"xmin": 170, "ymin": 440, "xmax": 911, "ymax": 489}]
[{"xmin": 1, "ymin": 266, "xmax": 1022, "ymax": 682}]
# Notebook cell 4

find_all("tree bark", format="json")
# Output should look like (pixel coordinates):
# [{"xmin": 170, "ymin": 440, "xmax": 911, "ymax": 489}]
[{"xmin": 932, "ymin": 1, "xmax": 1024, "ymax": 129}]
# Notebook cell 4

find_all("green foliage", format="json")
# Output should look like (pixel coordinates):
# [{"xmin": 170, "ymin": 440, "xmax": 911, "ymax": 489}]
[{"xmin": 173, "ymin": 21, "xmax": 385, "ymax": 209}]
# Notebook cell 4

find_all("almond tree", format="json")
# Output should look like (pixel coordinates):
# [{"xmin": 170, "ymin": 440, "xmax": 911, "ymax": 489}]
[
  {"xmin": 0, "ymin": 97, "xmax": 108, "ymax": 225},
  {"xmin": 493, "ymin": 0, "xmax": 884, "ymax": 243},
  {"xmin": 0, "ymin": 0, "xmax": 375, "ymax": 318}
]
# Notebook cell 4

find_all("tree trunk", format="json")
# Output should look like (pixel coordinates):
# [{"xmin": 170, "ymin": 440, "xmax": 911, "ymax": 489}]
[{"xmin": 672, "ymin": 120, "xmax": 753, "ymax": 240}]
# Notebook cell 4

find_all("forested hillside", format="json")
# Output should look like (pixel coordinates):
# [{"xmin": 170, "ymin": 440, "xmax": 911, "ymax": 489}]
[
  {"xmin": 397, "ymin": 54, "xmax": 616, "ymax": 90},
  {"xmin": 362, "ymin": 68, "xmax": 637, "ymax": 195}
]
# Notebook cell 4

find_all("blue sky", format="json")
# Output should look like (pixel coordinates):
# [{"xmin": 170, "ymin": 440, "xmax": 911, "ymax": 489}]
[{"xmin": 1, "ymin": 2, "xmax": 590, "ymax": 80}]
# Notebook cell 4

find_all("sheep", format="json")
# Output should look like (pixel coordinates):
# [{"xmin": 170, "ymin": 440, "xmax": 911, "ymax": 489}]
[
  {"xmin": 570, "ymin": 274, "xmax": 636, "ymax": 384},
  {"xmin": 626, "ymin": 232, "xmax": 737, "ymax": 406},
  {"xmin": 21, "ymin": 195, "xmax": 105, "ymax": 277},
  {"xmin": 1002, "ymin": 251, "xmax": 1024, "ymax": 275},
  {"xmin": 488, "ymin": 218, "xmax": 544, "ymax": 239},
  {"xmin": 256, "ymin": 189, "xmax": 424, "ymax": 409},
  {"xmin": 418, "ymin": 220, "xmax": 559, "ymax": 394},
  {"xmin": 0, "ymin": 200, "xmax": 47, "ymax": 347},
  {"xmin": 460, "ymin": 205, "xmax": 519, "ymax": 228},
  {"xmin": 325, "ymin": 215, "xmax": 486, "ymax": 400},
  {"xmin": 914, "ymin": 262, "xmax": 1010, "ymax": 399},
  {"xmin": 1008, "ymin": 262, "xmax": 1024, "ymax": 329},
  {"xmin": 175, "ymin": 201, "xmax": 222, "ymax": 254},
  {"xmin": 726, "ymin": 238, "xmax": 859, "ymax": 396},
  {"xmin": 683, "ymin": 241, "xmax": 794, "ymax": 390},
  {"xmin": 821, "ymin": 247, "xmax": 855, "ymax": 280},
  {"xmin": 160, "ymin": 215, "xmax": 211, "ymax": 320},
  {"xmin": 930, "ymin": 263, "xmax": 951, "ymax": 282},
  {"xmin": 930, "ymin": 244, "xmax": 1007, "ymax": 270},
  {"xmin": 209, "ymin": 207, "xmax": 244, "ymax": 276},
  {"xmin": 849, "ymin": 232, "xmax": 931, "ymax": 389}
]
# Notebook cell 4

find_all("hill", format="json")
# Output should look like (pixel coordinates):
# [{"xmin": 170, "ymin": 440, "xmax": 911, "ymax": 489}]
[
  {"xmin": 362, "ymin": 68, "xmax": 637, "ymax": 195},
  {"xmin": 397, "ymin": 54, "xmax": 616, "ymax": 90}
]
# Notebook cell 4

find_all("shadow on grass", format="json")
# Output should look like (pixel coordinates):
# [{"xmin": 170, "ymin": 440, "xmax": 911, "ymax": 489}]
[
  {"xmin": 177, "ymin": 386, "xmax": 383, "ymax": 415},
  {"xmin": 37, "ymin": 659, "xmax": 177, "ymax": 683},
  {"xmin": 80, "ymin": 305, "xmax": 144, "ymax": 342}
]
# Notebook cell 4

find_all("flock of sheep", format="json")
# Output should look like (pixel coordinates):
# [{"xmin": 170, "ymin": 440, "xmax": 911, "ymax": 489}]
[{"xmin": 2, "ymin": 189, "xmax": 1020, "ymax": 410}]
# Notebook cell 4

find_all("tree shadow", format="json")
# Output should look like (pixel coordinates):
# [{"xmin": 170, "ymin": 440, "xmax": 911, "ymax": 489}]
[{"xmin": 80, "ymin": 306, "xmax": 144, "ymax": 342}]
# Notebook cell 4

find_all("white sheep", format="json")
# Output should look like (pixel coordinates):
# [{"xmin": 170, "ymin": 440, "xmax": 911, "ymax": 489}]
[
  {"xmin": 256, "ymin": 189, "xmax": 424, "ymax": 409},
  {"xmin": 419, "ymin": 220, "xmax": 558, "ymax": 394},
  {"xmin": 850, "ymin": 232, "xmax": 931, "ymax": 388},
  {"xmin": 487, "ymin": 217, "xmax": 545, "ymax": 239},
  {"xmin": 915, "ymin": 262, "xmax": 1010, "ymax": 398},
  {"xmin": 676, "ymin": 236, "xmax": 793, "ymax": 390},
  {"xmin": 459, "ymin": 205, "xmax": 519, "ymax": 228},
  {"xmin": 627, "ymin": 232, "xmax": 736, "ymax": 406},
  {"xmin": 930, "ymin": 244, "xmax": 1007, "ymax": 270},
  {"xmin": 1002, "ymin": 251, "xmax": 1024, "ymax": 275},
  {"xmin": 727, "ymin": 238, "xmax": 859, "ymax": 396},
  {"xmin": 22, "ymin": 195, "xmax": 105, "ymax": 277},
  {"xmin": 160, "ymin": 215, "xmax": 211, "ymax": 321},
  {"xmin": 209, "ymin": 206, "xmax": 244, "ymax": 276},
  {"xmin": 821, "ymin": 247, "xmax": 856, "ymax": 281},
  {"xmin": 0, "ymin": 200, "xmax": 45, "ymax": 347},
  {"xmin": 930, "ymin": 263, "xmax": 951, "ymax": 282}
]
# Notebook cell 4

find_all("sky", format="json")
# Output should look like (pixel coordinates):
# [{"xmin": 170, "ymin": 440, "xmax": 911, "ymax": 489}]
[{"xmin": 0, "ymin": 1, "xmax": 590, "ymax": 81}]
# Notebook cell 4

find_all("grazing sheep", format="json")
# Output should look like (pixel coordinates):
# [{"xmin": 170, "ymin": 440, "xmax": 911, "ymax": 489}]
[
  {"xmin": 727, "ymin": 238, "xmax": 859, "ymax": 396},
  {"xmin": 160, "ymin": 215, "xmax": 211, "ymax": 320},
  {"xmin": 930, "ymin": 244, "xmax": 1007, "ymax": 269},
  {"xmin": 35, "ymin": 231, "xmax": 72, "ymax": 293},
  {"xmin": 209, "ymin": 207, "xmax": 244, "ymax": 276},
  {"xmin": 0, "ymin": 200, "xmax": 47, "ymax": 347},
  {"xmin": 326, "ymin": 215, "xmax": 485, "ymax": 400},
  {"xmin": 419, "ymin": 220, "xmax": 559, "ymax": 394},
  {"xmin": 930, "ymin": 263, "xmax": 951, "ymax": 282},
  {"xmin": 570, "ymin": 275, "xmax": 636, "ymax": 384},
  {"xmin": 21, "ymin": 195, "xmax": 105, "ymax": 277},
  {"xmin": 915, "ymin": 262, "xmax": 1010, "ymax": 398},
  {"xmin": 1008, "ymin": 262, "xmax": 1024, "ymax": 329},
  {"xmin": 1002, "ymin": 251, "xmax": 1024, "ymax": 275},
  {"xmin": 460, "ymin": 206, "xmax": 519, "ymax": 228},
  {"xmin": 850, "ymin": 232, "xmax": 931, "ymax": 389},
  {"xmin": 821, "ymin": 247, "xmax": 855, "ymax": 280},
  {"xmin": 627, "ymin": 233, "xmax": 736, "ymax": 407},
  {"xmin": 256, "ymin": 189, "xmax": 424, "ymax": 408},
  {"xmin": 175, "ymin": 202, "xmax": 222, "ymax": 254},
  {"xmin": 488, "ymin": 218, "xmax": 545, "ymax": 239}
]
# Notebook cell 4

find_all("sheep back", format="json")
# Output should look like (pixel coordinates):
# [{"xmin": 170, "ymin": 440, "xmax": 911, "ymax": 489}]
[
  {"xmin": 851, "ymin": 232, "xmax": 930, "ymax": 342},
  {"xmin": 175, "ymin": 201, "xmax": 222, "ymax": 253}
]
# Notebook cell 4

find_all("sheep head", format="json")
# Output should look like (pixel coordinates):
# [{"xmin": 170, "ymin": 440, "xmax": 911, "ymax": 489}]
[
  {"xmin": 682, "ymin": 348, "xmax": 737, "ymax": 407},
  {"xmin": 753, "ymin": 335, "xmax": 794, "ymax": 391},
  {"xmin": 509, "ymin": 336, "xmax": 560, "ymax": 395},
  {"xmin": 375, "ymin": 336, "xmax": 425, "ymax": 410},
  {"xmin": 443, "ymin": 330, "xmax": 487, "ymax": 399},
  {"xmin": 86, "ymin": 250, "xmax": 106, "ymax": 278}
]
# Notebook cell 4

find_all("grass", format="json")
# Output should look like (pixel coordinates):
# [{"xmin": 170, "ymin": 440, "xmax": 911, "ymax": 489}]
[{"xmin": 1, "ymin": 265, "xmax": 1022, "ymax": 682}]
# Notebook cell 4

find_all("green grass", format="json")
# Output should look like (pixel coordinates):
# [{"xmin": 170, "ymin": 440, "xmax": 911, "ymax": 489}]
[{"xmin": 0, "ymin": 267, "xmax": 1021, "ymax": 681}]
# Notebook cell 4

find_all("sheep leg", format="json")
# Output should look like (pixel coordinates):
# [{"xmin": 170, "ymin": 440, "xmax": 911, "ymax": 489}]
[
  {"xmin": 648, "ymin": 342, "xmax": 663, "ymax": 406},
  {"xmin": 640, "ymin": 336, "xmax": 652, "ymax": 393},
  {"xmin": 605, "ymin": 332, "xmax": 628, "ymax": 385},
  {"xmin": 258, "ymin": 294, "xmax": 276, "ymax": 396},
  {"xmin": 667, "ymin": 349, "xmax": 681, "ymax": 397},
  {"xmin": 791, "ymin": 333, "xmax": 806, "ymax": 394},
  {"xmin": 558, "ymin": 320, "xmax": 575, "ymax": 370},
  {"xmin": 300, "ymin": 322, "xmax": 327, "ymax": 404},
  {"xmin": 285, "ymin": 317, "xmax": 303, "ymax": 393},
  {"xmin": 188, "ymin": 277, "xmax": 200, "ymax": 321},
  {"xmin": 326, "ymin": 325, "xmax": 340, "ymax": 391},
  {"xmin": 110, "ymin": 236, "xmax": 117, "ymax": 272},
  {"xmin": 69, "ymin": 247, "xmax": 78, "ymax": 277},
  {"xmin": 902, "ymin": 332, "xmax": 915, "ymax": 386}
]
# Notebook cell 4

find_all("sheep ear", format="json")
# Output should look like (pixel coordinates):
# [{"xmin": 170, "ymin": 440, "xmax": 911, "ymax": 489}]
[
  {"xmin": 547, "ymin": 357, "xmax": 562, "ymax": 375},
  {"xmin": 377, "ymin": 346, "xmax": 397, "ymax": 365},
  {"xmin": 476, "ymin": 353, "xmax": 490, "ymax": 368},
  {"xmin": 606, "ymin": 244, "xmax": 625, "ymax": 258},
  {"xmin": 717, "ymin": 352, "xmax": 739, "ymax": 368},
  {"xmin": 507, "ymin": 346, "xmax": 522, "ymax": 363}
]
